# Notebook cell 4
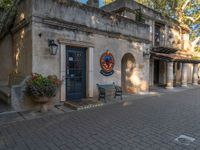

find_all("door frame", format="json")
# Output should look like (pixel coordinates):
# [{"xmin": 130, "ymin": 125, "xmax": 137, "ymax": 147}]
[
  {"xmin": 65, "ymin": 46, "xmax": 86, "ymax": 101},
  {"xmin": 59, "ymin": 41, "xmax": 94, "ymax": 102}
]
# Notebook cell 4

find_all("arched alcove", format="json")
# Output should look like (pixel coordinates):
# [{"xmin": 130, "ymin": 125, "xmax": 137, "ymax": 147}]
[{"xmin": 121, "ymin": 53, "xmax": 136, "ymax": 94}]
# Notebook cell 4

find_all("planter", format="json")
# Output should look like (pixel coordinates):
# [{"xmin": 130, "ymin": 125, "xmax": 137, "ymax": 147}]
[
  {"xmin": 33, "ymin": 97, "xmax": 52, "ymax": 112},
  {"xmin": 25, "ymin": 73, "xmax": 62, "ymax": 112}
]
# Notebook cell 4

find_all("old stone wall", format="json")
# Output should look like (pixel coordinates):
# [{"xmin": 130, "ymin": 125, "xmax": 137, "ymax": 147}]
[
  {"xmin": 102, "ymin": 0, "xmax": 186, "ymax": 50},
  {"xmin": 32, "ymin": 19, "xmax": 150, "ymax": 98},
  {"xmin": 11, "ymin": 0, "xmax": 33, "ymax": 77},
  {"xmin": 92, "ymin": 35, "xmax": 150, "ymax": 96},
  {"xmin": 0, "ymin": 34, "xmax": 13, "ymax": 85},
  {"xmin": 0, "ymin": 0, "xmax": 33, "ymax": 85},
  {"xmin": 166, "ymin": 27, "xmax": 182, "ymax": 49},
  {"xmin": 1, "ymin": 0, "xmax": 34, "ymax": 111},
  {"xmin": 28, "ymin": 0, "xmax": 151, "ymax": 99},
  {"xmin": 187, "ymin": 64, "xmax": 193, "ymax": 84},
  {"xmin": 14, "ymin": 0, "xmax": 33, "ymax": 26},
  {"xmin": 12, "ymin": 26, "xmax": 32, "ymax": 77},
  {"xmin": 102, "ymin": 0, "xmax": 164, "ymax": 22},
  {"xmin": 31, "ymin": 0, "xmax": 150, "ymax": 43}
]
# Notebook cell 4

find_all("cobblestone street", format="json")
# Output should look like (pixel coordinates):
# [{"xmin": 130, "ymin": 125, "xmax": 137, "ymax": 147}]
[{"xmin": 1, "ymin": 87, "xmax": 200, "ymax": 150}]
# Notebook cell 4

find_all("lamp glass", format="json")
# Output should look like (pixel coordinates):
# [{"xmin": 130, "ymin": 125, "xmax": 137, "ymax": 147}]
[{"xmin": 49, "ymin": 40, "xmax": 58, "ymax": 55}]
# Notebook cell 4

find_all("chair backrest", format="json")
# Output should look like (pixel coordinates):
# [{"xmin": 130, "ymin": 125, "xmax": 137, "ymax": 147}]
[{"xmin": 113, "ymin": 82, "xmax": 122, "ymax": 91}]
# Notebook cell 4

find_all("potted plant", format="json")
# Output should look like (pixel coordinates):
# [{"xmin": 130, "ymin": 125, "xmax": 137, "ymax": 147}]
[{"xmin": 26, "ymin": 73, "xmax": 62, "ymax": 112}]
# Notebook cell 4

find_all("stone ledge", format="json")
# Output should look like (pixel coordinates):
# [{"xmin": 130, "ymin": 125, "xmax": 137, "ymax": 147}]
[
  {"xmin": 38, "ymin": 17, "xmax": 151, "ymax": 44},
  {"xmin": 64, "ymin": 100, "xmax": 103, "ymax": 110}
]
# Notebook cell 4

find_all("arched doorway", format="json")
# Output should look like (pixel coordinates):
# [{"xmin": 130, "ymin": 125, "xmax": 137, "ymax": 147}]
[{"xmin": 121, "ymin": 53, "xmax": 136, "ymax": 94}]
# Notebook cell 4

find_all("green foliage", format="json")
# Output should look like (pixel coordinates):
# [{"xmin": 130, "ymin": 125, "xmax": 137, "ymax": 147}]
[
  {"xmin": 104, "ymin": 0, "xmax": 115, "ymax": 5},
  {"xmin": 103, "ymin": 0, "xmax": 199, "ymax": 50},
  {"xmin": 135, "ymin": 8, "xmax": 145, "ymax": 23},
  {"xmin": 192, "ymin": 55, "xmax": 200, "ymax": 60},
  {"xmin": 195, "ymin": 46, "xmax": 200, "ymax": 52},
  {"xmin": 136, "ymin": 0, "xmax": 200, "ymax": 51},
  {"xmin": 0, "ymin": 0, "xmax": 13, "ymax": 9},
  {"xmin": 26, "ymin": 73, "xmax": 62, "ymax": 98}
]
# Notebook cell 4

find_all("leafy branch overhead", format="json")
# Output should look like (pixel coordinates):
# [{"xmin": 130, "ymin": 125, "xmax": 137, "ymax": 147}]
[
  {"xmin": 0, "ymin": 0, "xmax": 199, "ymax": 51},
  {"xmin": 0, "ymin": 0, "xmax": 13, "ymax": 9},
  {"xmin": 104, "ymin": 0, "xmax": 200, "ymax": 51}
]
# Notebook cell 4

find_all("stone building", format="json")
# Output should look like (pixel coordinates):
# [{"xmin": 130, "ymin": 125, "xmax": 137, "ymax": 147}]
[
  {"xmin": 102, "ymin": 0, "xmax": 200, "ymax": 88},
  {"xmin": 0, "ymin": 0, "xmax": 199, "ymax": 111}
]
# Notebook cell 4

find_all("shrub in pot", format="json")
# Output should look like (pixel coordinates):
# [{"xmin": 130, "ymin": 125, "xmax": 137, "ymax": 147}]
[{"xmin": 26, "ymin": 73, "xmax": 62, "ymax": 112}]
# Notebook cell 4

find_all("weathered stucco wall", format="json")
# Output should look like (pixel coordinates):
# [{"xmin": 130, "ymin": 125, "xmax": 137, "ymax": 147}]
[
  {"xmin": 102, "ymin": 0, "xmax": 164, "ymax": 22},
  {"xmin": 12, "ymin": 26, "xmax": 32, "ymax": 77},
  {"xmin": 0, "ymin": 0, "xmax": 34, "ymax": 111},
  {"xmin": 32, "ymin": 19, "xmax": 150, "ymax": 98},
  {"xmin": 0, "ymin": 0, "xmax": 33, "ymax": 82},
  {"xmin": 166, "ymin": 27, "xmax": 182, "ymax": 49},
  {"xmin": 0, "ymin": 0, "xmax": 196, "ymax": 112},
  {"xmin": 0, "ymin": 34, "xmax": 13, "ymax": 85},
  {"xmin": 14, "ymin": 0, "xmax": 33, "ymax": 25},
  {"xmin": 93, "ymin": 35, "xmax": 150, "ymax": 96},
  {"xmin": 29, "ymin": 0, "xmax": 151, "ymax": 99},
  {"xmin": 103, "ymin": 0, "xmax": 187, "ymax": 50},
  {"xmin": 31, "ymin": 0, "xmax": 150, "ymax": 43}
]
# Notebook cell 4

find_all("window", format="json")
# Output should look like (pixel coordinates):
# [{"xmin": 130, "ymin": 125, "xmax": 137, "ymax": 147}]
[{"xmin": 154, "ymin": 23, "xmax": 165, "ymax": 46}]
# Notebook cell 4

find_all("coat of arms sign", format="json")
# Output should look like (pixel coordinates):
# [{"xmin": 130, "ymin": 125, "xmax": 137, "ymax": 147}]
[{"xmin": 100, "ymin": 50, "xmax": 115, "ymax": 76}]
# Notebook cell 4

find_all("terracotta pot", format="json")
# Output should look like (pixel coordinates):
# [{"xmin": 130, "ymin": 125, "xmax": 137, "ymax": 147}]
[
  {"xmin": 33, "ymin": 97, "xmax": 51, "ymax": 103},
  {"xmin": 33, "ymin": 97, "xmax": 52, "ymax": 112}
]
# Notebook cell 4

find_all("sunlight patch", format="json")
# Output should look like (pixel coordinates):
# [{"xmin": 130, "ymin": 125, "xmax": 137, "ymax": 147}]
[{"xmin": 123, "ymin": 101, "xmax": 133, "ymax": 107}]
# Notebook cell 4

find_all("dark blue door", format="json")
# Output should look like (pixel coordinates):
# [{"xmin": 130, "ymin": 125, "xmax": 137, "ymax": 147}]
[{"xmin": 66, "ymin": 46, "xmax": 86, "ymax": 101}]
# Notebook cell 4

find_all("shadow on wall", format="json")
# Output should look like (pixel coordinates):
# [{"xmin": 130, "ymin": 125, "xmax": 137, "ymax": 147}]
[{"xmin": 121, "ymin": 53, "xmax": 148, "ymax": 94}]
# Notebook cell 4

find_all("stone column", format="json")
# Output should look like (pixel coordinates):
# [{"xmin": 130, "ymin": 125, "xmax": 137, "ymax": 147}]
[
  {"xmin": 181, "ymin": 63, "xmax": 188, "ymax": 87},
  {"xmin": 86, "ymin": 47, "xmax": 94, "ymax": 98},
  {"xmin": 60, "ymin": 44, "xmax": 66, "ymax": 102},
  {"xmin": 166, "ymin": 62, "xmax": 174, "ymax": 89},
  {"xmin": 193, "ymin": 64, "xmax": 199, "ymax": 85}
]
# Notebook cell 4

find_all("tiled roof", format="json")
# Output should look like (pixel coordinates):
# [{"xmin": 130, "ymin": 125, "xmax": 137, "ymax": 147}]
[{"xmin": 151, "ymin": 47, "xmax": 200, "ymax": 63}]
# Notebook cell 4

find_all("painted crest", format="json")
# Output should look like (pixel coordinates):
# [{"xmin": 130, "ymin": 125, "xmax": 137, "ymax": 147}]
[{"xmin": 100, "ymin": 50, "xmax": 115, "ymax": 76}]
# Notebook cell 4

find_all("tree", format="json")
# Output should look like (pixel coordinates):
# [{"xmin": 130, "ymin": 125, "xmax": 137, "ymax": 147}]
[
  {"xmin": 0, "ymin": 0, "xmax": 19, "ymax": 39},
  {"xmin": 137, "ymin": 0, "xmax": 200, "ymax": 52},
  {"xmin": 104, "ymin": 0, "xmax": 115, "ymax": 5},
  {"xmin": 0, "ymin": 0, "xmax": 13, "ymax": 9},
  {"xmin": 103, "ymin": 0, "xmax": 200, "ymax": 51}
]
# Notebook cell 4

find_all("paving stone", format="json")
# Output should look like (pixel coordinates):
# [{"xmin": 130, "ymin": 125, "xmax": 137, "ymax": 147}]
[{"xmin": 0, "ymin": 87, "xmax": 200, "ymax": 149}]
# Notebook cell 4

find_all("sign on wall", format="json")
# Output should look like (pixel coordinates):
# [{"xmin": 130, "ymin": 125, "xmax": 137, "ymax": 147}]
[{"xmin": 100, "ymin": 50, "xmax": 115, "ymax": 76}]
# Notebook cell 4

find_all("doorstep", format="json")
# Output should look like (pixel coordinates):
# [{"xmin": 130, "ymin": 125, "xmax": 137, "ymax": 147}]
[{"xmin": 64, "ymin": 99, "xmax": 104, "ymax": 110}]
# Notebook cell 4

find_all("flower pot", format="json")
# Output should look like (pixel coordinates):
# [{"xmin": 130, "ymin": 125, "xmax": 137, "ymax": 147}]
[{"xmin": 33, "ymin": 97, "xmax": 52, "ymax": 112}]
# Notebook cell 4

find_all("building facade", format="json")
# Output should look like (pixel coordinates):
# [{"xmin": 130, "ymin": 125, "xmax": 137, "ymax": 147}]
[
  {"xmin": 0, "ymin": 0, "xmax": 199, "ymax": 111},
  {"xmin": 102, "ymin": 0, "xmax": 200, "ymax": 88}
]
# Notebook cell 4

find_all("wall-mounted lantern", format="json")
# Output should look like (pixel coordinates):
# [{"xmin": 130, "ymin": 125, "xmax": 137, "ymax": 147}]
[
  {"xmin": 143, "ymin": 48, "xmax": 150, "ymax": 59},
  {"xmin": 48, "ymin": 40, "xmax": 58, "ymax": 55}
]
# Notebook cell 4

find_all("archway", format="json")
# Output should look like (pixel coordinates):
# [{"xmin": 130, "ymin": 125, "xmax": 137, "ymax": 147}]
[{"xmin": 121, "ymin": 53, "xmax": 136, "ymax": 94}]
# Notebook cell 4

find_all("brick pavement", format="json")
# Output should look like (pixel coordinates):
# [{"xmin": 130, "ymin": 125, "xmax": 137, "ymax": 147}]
[{"xmin": 1, "ymin": 87, "xmax": 200, "ymax": 149}]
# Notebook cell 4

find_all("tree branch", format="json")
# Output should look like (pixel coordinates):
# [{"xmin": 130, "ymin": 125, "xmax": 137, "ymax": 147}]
[
  {"xmin": 185, "ymin": 15, "xmax": 200, "ymax": 23},
  {"xmin": 181, "ymin": 0, "xmax": 191, "ymax": 11},
  {"xmin": 192, "ymin": 36, "xmax": 200, "ymax": 46}
]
